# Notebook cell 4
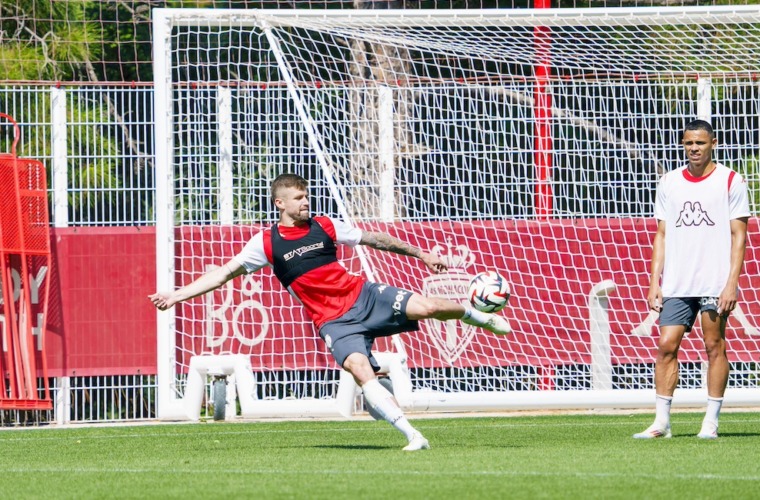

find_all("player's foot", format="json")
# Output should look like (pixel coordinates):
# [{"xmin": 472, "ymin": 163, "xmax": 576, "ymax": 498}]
[
  {"xmin": 633, "ymin": 422, "xmax": 672, "ymax": 439},
  {"xmin": 464, "ymin": 313, "xmax": 511, "ymax": 335},
  {"xmin": 403, "ymin": 432, "xmax": 430, "ymax": 451},
  {"xmin": 697, "ymin": 422, "xmax": 718, "ymax": 440}
]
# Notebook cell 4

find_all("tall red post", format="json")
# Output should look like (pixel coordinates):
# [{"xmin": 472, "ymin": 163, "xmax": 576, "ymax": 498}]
[{"xmin": 534, "ymin": 0, "xmax": 553, "ymax": 218}]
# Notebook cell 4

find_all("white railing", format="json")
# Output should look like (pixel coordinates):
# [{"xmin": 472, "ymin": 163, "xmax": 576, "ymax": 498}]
[{"xmin": 1, "ymin": 85, "xmax": 155, "ymax": 228}]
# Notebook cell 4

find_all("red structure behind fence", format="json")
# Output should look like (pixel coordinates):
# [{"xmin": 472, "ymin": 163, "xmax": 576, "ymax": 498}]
[{"xmin": 0, "ymin": 113, "xmax": 52, "ymax": 410}]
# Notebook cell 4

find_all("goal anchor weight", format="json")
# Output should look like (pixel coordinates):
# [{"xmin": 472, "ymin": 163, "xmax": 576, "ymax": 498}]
[
  {"xmin": 212, "ymin": 376, "xmax": 227, "ymax": 421},
  {"xmin": 181, "ymin": 355, "xmax": 255, "ymax": 421}
]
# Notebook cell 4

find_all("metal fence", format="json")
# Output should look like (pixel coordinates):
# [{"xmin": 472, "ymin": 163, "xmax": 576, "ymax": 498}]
[
  {"xmin": 0, "ymin": 85, "xmax": 155, "ymax": 228},
  {"xmin": 1, "ymin": 85, "xmax": 156, "ymax": 425},
  {"xmin": 1, "ymin": 81, "xmax": 758, "ymax": 424}
]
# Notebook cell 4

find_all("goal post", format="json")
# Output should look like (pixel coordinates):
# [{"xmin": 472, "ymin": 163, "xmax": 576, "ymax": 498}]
[{"xmin": 152, "ymin": 6, "xmax": 760, "ymax": 420}]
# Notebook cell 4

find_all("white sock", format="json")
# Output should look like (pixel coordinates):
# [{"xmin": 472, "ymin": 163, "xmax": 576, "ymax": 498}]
[
  {"xmin": 362, "ymin": 378, "xmax": 417, "ymax": 441},
  {"xmin": 703, "ymin": 397, "xmax": 723, "ymax": 426},
  {"xmin": 461, "ymin": 308, "xmax": 490, "ymax": 326},
  {"xmin": 655, "ymin": 394, "xmax": 673, "ymax": 427}
]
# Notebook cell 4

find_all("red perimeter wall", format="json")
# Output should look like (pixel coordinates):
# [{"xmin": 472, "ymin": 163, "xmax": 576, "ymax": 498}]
[
  {"xmin": 39, "ymin": 220, "xmax": 759, "ymax": 377},
  {"xmin": 45, "ymin": 227, "xmax": 157, "ymax": 376}
]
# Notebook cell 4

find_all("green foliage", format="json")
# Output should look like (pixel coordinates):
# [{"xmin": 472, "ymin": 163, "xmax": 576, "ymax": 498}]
[
  {"xmin": 0, "ymin": 0, "xmax": 103, "ymax": 81},
  {"xmin": 86, "ymin": 1, "xmax": 153, "ymax": 81},
  {"xmin": 1, "ymin": 412, "xmax": 760, "ymax": 498},
  {"xmin": 0, "ymin": 46, "xmax": 51, "ymax": 81}
]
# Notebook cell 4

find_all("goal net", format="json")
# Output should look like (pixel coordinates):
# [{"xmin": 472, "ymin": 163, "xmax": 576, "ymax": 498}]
[{"xmin": 152, "ymin": 6, "xmax": 760, "ymax": 419}]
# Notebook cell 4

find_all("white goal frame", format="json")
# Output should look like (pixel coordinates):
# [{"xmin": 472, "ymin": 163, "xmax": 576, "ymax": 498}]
[{"xmin": 153, "ymin": 6, "xmax": 760, "ymax": 420}]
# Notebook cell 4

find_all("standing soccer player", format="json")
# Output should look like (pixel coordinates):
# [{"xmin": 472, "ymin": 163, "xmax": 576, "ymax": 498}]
[
  {"xmin": 634, "ymin": 120, "xmax": 750, "ymax": 440},
  {"xmin": 150, "ymin": 173, "xmax": 511, "ymax": 451}
]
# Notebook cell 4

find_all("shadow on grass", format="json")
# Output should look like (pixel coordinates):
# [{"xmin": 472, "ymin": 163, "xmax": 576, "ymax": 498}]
[
  {"xmin": 312, "ymin": 444, "xmax": 391, "ymax": 450},
  {"xmin": 664, "ymin": 432, "xmax": 760, "ymax": 438},
  {"xmin": 713, "ymin": 432, "xmax": 760, "ymax": 438}
]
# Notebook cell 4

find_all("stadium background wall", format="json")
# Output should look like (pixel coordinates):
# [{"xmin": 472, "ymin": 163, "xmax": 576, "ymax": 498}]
[{"xmin": 38, "ymin": 220, "xmax": 760, "ymax": 378}]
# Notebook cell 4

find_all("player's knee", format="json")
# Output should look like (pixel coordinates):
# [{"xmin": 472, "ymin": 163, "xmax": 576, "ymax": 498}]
[
  {"xmin": 656, "ymin": 341, "xmax": 679, "ymax": 360},
  {"xmin": 343, "ymin": 353, "xmax": 375, "ymax": 384},
  {"xmin": 407, "ymin": 295, "xmax": 435, "ymax": 318},
  {"xmin": 343, "ymin": 352, "xmax": 367, "ymax": 370},
  {"xmin": 703, "ymin": 338, "xmax": 726, "ymax": 359},
  {"xmin": 656, "ymin": 329, "xmax": 684, "ymax": 358}
]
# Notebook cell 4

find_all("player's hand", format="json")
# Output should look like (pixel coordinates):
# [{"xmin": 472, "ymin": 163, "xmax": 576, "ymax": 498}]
[
  {"xmin": 717, "ymin": 288, "xmax": 738, "ymax": 316},
  {"xmin": 149, "ymin": 292, "xmax": 176, "ymax": 311},
  {"xmin": 647, "ymin": 287, "xmax": 663, "ymax": 313},
  {"xmin": 420, "ymin": 252, "xmax": 447, "ymax": 274}
]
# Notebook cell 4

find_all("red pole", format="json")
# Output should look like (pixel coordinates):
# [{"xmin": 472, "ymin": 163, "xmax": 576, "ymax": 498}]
[{"xmin": 534, "ymin": 0, "xmax": 553, "ymax": 218}]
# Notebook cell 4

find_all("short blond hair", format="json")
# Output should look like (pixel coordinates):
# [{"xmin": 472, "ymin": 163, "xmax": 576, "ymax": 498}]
[{"xmin": 271, "ymin": 173, "xmax": 308, "ymax": 203}]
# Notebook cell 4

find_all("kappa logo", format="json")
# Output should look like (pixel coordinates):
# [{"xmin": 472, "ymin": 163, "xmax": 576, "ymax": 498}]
[
  {"xmin": 283, "ymin": 241, "xmax": 325, "ymax": 261},
  {"xmin": 676, "ymin": 201, "xmax": 715, "ymax": 227}
]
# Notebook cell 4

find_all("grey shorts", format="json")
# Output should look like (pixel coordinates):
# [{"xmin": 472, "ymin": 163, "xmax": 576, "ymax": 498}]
[
  {"xmin": 319, "ymin": 282, "xmax": 419, "ymax": 371},
  {"xmin": 659, "ymin": 297, "xmax": 719, "ymax": 332}
]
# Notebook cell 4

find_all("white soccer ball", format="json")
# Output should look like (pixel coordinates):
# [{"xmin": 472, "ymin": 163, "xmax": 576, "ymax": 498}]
[{"xmin": 467, "ymin": 271, "xmax": 510, "ymax": 313}]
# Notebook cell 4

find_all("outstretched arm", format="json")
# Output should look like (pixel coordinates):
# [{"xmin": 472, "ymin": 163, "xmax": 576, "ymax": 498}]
[
  {"xmin": 359, "ymin": 231, "xmax": 447, "ymax": 274},
  {"xmin": 149, "ymin": 259, "xmax": 247, "ymax": 310}
]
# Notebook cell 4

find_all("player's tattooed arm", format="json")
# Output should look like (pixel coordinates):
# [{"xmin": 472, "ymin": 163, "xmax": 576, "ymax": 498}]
[
  {"xmin": 360, "ymin": 231, "xmax": 447, "ymax": 274},
  {"xmin": 360, "ymin": 231, "xmax": 422, "ymax": 258}
]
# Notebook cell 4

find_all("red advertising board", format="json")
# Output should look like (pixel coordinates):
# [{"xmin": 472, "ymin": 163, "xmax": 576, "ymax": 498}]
[
  {"xmin": 44, "ymin": 227, "xmax": 157, "ymax": 376},
  {"xmin": 36, "ymin": 219, "xmax": 760, "ymax": 376}
]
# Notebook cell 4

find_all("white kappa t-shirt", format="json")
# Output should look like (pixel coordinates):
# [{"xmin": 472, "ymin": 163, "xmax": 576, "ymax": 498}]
[{"xmin": 654, "ymin": 163, "xmax": 750, "ymax": 297}]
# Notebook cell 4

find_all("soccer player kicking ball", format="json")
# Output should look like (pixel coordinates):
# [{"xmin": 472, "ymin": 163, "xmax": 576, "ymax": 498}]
[
  {"xmin": 634, "ymin": 120, "xmax": 750, "ymax": 440},
  {"xmin": 150, "ymin": 173, "xmax": 511, "ymax": 451}
]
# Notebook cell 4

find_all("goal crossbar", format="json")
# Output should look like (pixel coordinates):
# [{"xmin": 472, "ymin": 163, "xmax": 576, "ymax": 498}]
[{"xmin": 157, "ymin": 6, "xmax": 760, "ymax": 28}]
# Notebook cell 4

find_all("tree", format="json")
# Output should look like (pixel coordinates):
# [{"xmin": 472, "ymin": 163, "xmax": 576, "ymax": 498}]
[
  {"xmin": 0, "ymin": 0, "xmax": 100, "ymax": 81},
  {"xmin": 0, "ymin": 1, "xmax": 142, "ymax": 224}
]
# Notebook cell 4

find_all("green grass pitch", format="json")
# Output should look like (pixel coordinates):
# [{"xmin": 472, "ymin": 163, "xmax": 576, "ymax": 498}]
[{"xmin": 1, "ymin": 411, "xmax": 759, "ymax": 499}]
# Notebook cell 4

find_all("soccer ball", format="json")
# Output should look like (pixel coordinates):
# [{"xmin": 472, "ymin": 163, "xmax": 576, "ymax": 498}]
[{"xmin": 467, "ymin": 271, "xmax": 510, "ymax": 313}]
